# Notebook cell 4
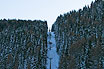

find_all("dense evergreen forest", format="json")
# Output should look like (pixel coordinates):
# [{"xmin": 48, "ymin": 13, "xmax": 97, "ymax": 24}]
[
  {"xmin": 52, "ymin": 0, "xmax": 104, "ymax": 69},
  {"xmin": 0, "ymin": 19, "xmax": 48, "ymax": 69},
  {"xmin": 0, "ymin": 0, "xmax": 104, "ymax": 69}
]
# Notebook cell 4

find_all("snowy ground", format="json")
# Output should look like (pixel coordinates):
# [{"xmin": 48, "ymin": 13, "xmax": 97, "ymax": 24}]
[{"xmin": 46, "ymin": 32, "xmax": 59, "ymax": 69}]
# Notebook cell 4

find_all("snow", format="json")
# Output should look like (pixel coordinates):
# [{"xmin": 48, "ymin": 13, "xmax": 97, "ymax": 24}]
[{"xmin": 46, "ymin": 32, "xmax": 59, "ymax": 69}]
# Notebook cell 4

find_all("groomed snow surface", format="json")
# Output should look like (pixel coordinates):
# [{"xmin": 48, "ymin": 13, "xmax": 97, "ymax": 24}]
[{"xmin": 46, "ymin": 32, "xmax": 59, "ymax": 69}]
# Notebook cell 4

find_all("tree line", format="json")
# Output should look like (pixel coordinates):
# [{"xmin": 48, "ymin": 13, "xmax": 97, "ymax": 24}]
[
  {"xmin": 0, "ymin": 19, "xmax": 48, "ymax": 69},
  {"xmin": 52, "ymin": 0, "xmax": 104, "ymax": 69}
]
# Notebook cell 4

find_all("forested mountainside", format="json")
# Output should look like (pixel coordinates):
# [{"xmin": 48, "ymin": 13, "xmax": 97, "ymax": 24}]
[
  {"xmin": 0, "ymin": 19, "xmax": 48, "ymax": 69},
  {"xmin": 52, "ymin": 0, "xmax": 104, "ymax": 69}
]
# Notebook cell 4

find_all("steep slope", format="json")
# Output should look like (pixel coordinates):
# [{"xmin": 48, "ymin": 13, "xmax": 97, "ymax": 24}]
[
  {"xmin": 46, "ymin": 32, "xmax": 59, "ymax": 69},
  {"xmin": 52, "ymin": 0, "xmax": 104, "ymax": 69}
]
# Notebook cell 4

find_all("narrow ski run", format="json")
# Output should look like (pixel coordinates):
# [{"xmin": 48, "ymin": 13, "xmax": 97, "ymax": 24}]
[{"xmin": 46, "ymin": 32, "xmax": 59, "ymax": 69}]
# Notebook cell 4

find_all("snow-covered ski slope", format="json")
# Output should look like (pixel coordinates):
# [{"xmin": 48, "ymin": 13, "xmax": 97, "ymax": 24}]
[{"xmin": 46, "ymin": 32, "xmax": 59, "ymax": 69}]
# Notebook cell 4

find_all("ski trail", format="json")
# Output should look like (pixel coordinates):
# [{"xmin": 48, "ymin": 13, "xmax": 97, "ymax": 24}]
[{"xmin": 46, "ymin": 32, "xmax": 59, "ymax": 69}]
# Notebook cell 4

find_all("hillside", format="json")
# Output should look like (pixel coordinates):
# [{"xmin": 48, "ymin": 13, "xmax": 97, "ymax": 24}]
[
  {"xmin": 0, "ymin": 19, "xmax": 48, "ymax": 69},
  {"xmin": 52, "ymin": 0, "xmax": 104, "ymax": 69},
  {"xmin": 0, "ymin": 0, "xmax": 104, "ymax": 69}
]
